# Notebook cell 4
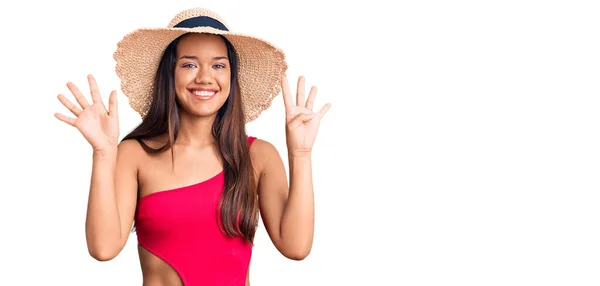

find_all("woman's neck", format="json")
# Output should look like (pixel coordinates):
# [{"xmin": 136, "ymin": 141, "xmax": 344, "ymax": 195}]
[{"xmin": 175, "ymin": 112, "xmax": 217, "ymax": 147}]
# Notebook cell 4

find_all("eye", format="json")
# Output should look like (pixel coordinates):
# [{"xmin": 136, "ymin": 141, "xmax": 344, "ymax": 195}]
[
  {"xmin": 182, "ymin": 63, "xmax": 197, "ymax": 68},
  {"xmin": 213, "ymin": 63, "xmax": 226, "ymax": 69}
]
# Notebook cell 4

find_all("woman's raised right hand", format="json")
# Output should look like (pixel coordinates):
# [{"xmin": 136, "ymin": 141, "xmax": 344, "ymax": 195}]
[{"xmin": 55, "ymin": 74, "xmax": 120, "ymax": 153}]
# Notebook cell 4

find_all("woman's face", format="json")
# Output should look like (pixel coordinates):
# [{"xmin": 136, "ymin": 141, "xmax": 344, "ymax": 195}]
[{"xmin": 174, "ymin": 33, "xmax": 231, "ymax": 118}]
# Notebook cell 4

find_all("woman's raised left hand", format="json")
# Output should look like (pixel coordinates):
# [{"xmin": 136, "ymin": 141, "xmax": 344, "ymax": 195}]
[{"xmin": 282, "ymin": 75, "xmax": 331, "ymax": 158}]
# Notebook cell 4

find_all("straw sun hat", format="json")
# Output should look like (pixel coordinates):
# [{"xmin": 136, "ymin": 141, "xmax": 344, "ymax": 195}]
[{"xmin": 113, "ymin": 8, "xmax": 288, "ymax": 122}]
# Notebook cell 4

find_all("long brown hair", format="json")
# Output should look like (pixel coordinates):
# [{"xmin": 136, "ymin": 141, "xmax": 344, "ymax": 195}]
[{"xmin": 123, "ymin": 33, "xmax": 259, "ymax": 244}]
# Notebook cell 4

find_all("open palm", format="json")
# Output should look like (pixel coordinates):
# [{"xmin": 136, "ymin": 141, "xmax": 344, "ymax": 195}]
[
  {"xmin": 282, "ymin": 75, "xmax": 330, "ymax": 157},
  {"xmin": 54, "ymin": 75, "xmax": 120, "ymax": 152}
]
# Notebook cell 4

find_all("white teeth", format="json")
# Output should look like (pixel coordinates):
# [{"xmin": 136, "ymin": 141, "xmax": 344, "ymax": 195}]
[{"xmin": 193, "ymin": 90, "xmax": 216, "ymax": 97}]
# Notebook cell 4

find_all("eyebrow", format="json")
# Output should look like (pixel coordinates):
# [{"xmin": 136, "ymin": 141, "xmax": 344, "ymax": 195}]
[{"xmin": 178, "ymin": 55, "xmax": 228, "ymax": 61}]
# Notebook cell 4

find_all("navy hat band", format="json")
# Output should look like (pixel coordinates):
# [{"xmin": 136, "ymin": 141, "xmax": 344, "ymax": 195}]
[{"xmin": 173, "ymin": 16, "xmax": 228, "ymax": 31}]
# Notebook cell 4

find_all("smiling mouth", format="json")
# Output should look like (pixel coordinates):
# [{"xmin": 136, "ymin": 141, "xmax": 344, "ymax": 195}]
[{"xmin": 189, "ymin": 89, "xmax": 217, "ymax": 99}]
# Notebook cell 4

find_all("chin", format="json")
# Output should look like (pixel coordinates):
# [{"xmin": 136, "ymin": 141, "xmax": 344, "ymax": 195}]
[
  {"xmin": 190, "ymin": 102, "xmax": 227, "ymax": 117},
  {"xmin": 185, "ymin": 108, "xmax": 220, "ymax": 118}
]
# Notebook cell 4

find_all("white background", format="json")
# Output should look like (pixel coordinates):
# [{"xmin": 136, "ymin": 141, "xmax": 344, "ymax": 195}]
[{"xmin": 1, "ymin": 0, "xmax": 599, "ymax": 285}]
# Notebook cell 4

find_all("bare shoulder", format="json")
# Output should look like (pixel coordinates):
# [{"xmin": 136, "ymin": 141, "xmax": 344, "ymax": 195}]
[
  {"xmin": 116, "ymin": 138, "xmax": 146, "ymax": 166},
  {"xmin": 249, "ymin": 138, "xmax": 284, "ymax": 175},
  {"xmin": 118, "ymin": 134, "xmax": 167, "ymax": 159},
  {"xmin": 118, "ymin": 138, "xmax": 144, "ymax": 154}
]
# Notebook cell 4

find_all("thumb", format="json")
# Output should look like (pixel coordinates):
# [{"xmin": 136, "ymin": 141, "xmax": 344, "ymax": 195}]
[{"xmin": 287, "ymin": 112, "xmax": 316, "ymax": 130}]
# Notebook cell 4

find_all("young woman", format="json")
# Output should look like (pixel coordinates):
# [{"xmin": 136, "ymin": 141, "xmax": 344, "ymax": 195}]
[{"xmin": 54, "ymin": 8, "xmax": 330, "ymax": 286}]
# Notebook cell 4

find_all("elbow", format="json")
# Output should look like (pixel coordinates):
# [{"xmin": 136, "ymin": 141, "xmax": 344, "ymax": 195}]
[
  {"xmin": 85, "ymin": 232, "xmax": 124, "ymax": 261},
  {"xmin": 87, "ymin": 243, "xmax": 120, "ymax": 262},
  {"xmin": 89, "ymin": 248, "xmax": 118, "ymax": 262},
  {"xmin": 276, "ymin": 234, "xmax": 314, "ymax": 261},
  {"xmin": 282, "ymin": 245, "xmax": 312, "ymax": 261},
  {"xmin": 286, "ymin": 252, "xmax": 310, "ymax": 261},
  {"xmin": 88, "ymin": 248, "xmax": 118, "ymax": 261},
  {"xmin": 285, "ymin": 250, "xmax": 311, "ymax": 261}
]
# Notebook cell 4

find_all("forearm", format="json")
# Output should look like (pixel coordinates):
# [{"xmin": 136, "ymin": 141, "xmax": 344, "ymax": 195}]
[
  {"xmin": 85, "ymin": 147, "xmax": 122, "ymax": 260},
  {"xmin": 279, "ymin": 154, "xmax": 314, "ymax": 258}
]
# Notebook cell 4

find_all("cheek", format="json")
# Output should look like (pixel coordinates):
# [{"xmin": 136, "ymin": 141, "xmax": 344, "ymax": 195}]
[
  {"xmin": 216, "ymin": 73, "xmax": 231, "ymax": 92},
  {"xmin": 174, "ymin": 69, "xmax": 194, "ymax": 87}
]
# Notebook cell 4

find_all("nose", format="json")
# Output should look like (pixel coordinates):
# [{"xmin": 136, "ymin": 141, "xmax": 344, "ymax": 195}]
[{"xmin": 194, "ymin": 67, "xmax": 213, "ymax": 84}]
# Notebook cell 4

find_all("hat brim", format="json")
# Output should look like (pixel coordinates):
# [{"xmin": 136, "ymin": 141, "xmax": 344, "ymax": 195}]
[{"xmin": 113, "ymin": 27, "xmax": 287, "ymax": 122}]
